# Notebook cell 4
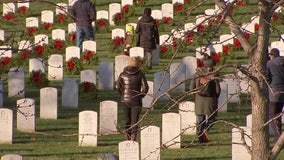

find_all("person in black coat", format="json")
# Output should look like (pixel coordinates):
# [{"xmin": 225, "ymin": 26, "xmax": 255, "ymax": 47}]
[
  {"xmin": 135, "ymin": 8, "xmax": 159, "ymax": 69},
  {"xmin": 71, "ymin": 0, "xmax": 96, "ymax": 52},
  {"xmin": 115, "ymin": 57, "xmax": 149, "ymax": 141},
  {"xmin": 266, "ymin": 48, "xmax": 284, "ymax": 143}
]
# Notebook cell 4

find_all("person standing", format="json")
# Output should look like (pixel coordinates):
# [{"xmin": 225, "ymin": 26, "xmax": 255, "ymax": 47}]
[
  {"xmin": 266, "ymin": 48, "xmax": 284, "ymax": 144},
  {"xmin": 115, "ymin": 57, "xmax": 149, "ymax": 141},
  {"xmin": 189, "ymin": 55, "xmax": 221, "ymax": 144},
  {"xmin": 71, "ymin": 0, "xmax": 96, "ymax": 52},
  {"xmin": 135, "ymin": 7, "xmax": 159, "ymax": 69}
]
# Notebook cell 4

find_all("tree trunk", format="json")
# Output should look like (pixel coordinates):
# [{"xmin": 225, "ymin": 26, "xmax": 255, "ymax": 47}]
[{"xmin": 249, "ymin": 1, "xmax": 271, "ymax": 160}]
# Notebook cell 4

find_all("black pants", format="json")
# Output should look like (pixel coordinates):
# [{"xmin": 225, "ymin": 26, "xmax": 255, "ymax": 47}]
[
  {"xmin": 122, "ymin": 101, "xmax": 142, "ymax": 137},
  {"xmin": 269, "ymin": 102, "xmax": 284, "ymax": 143}
]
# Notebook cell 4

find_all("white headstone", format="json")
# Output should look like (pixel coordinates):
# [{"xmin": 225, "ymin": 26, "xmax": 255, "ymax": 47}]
[
  {"xmin": 159, "ymin": 34, "xmax": 172, "ymax": 45},
  {"xmin": 55, "ymin": 3, "xmax": 68, "ymax": 15},
  {"xmin": 119, "ymin": 141, "xmax": 139, "ymax": 160},
  {"xmin": 115, "ymin": 55, "xmax": 129, "ymax": 81},
  {"xmin": 170, "ymin": 63, "xmax": 186, "ymax": 91},
  {"xmin": 34, "ymin": 34, "xmax": 49, "ymax": 46},
  {"xmin": 232, "ymin": 127, "xmax": 252, "ymax": 160},
  {"xmin": 66, "ymin": 46, "xmax": 80, "ymax": 61},
  {"xmin": 18, "ymin": 40, "xmax": 32, "ymax": 51},
  {"xmin": 151, "ymin": 10, "xmax": 162, "ymax": 20},
  {"xmin": 223, "ymin": 74, "xmax": 240, "ymax": 103},
  {"xmin": 41, "ymin": 10, "xmax": 54, "ymax": 24},
  {"xmin": 99, "ymin": 100, "xmax": 118, "ymax": 134},
  {"xmin": 17, "ymin": 1, "xmax": 29, "ymax": 8},
  {"xmin": 171, "ymin": 28, "xmax": 185, "ymax": 39},
  {"xmin": 8, "ymin": 67, "xmax": 25, "ymax": 98},
  {"xmin": 97, "ymin": 10, "xmax": 109, "ymax": 20},
  {"xmin": 3, "ymin": 3, "xmax": 15, "ymax": 16},
  {"xmin": 48, "ymin": 54, "xmax": 63, "ymax": 80},
  {"xmin": 143, "ymin": 81, "xmax": 154, "ymax": 109},
  {"xmin": 0, "ymin": 29, "xmax": 4, "ymax": 41},
  {"xmin": 196, "ymin": 46, "xmax": 210, "ymax": 59},
  {"xmin": 172, "ymin": 0, "xmax": 184, "ymax": 4},
  {"xmin": 79, "ymin": 110, "xmax": 98, "ymax": 146},
  {"xmin": 26, "ymin": 17, "xmax": 39, "ymax": 28},
  {"xmin": 129, "ymin": 47, "xmax": 144, "ymax": 58},
  {"xmin": 196, "ymin": 15, "xmax": 207, "ymax": 26},
  {"xmin": 184, "ymin": 22, "xmax": 197, "ymax": 32},
  {"xmin": 179, "ymin": 101, "xmax": 196, "ymax": 135},
  {"xmin": 0, "ymin": 108, "xmax": 13, "ymax": 144},
  {"xmin": 121, "ymin": 0, "xmax": 133, "ymax": 7},
  {"xmin": 98, "ymin": 62, "xmax": 114, "ymax": 90},
  {"xmin": 218, "ymin": 82, "xmax": 228, "ymax": 112},
  {"xmin": 80, "ymin": 70, "xmax": 96, "ymax": 84},
  {"xmin": 109, "ymin": 3, "xmax": 121, "ymax": 26},
  {"xmin": 140, "ymin": 125, "xmax": 160, "ymax": 160},
  {"xmin": 62, "ymin": 78, "xmax": 78, "ymax": 108},
  {"xmin": 17, "ymin": 98, "xmax": 36, "ymax": 132},
  {"xmin": 82, "ymin": 40, "xmax": 97, "ymax": 53},
  {"xmin": 1, "ymin": 154, "xmax": 23, "ymax": 160},
  {"xmin": 0, "ymin": 46, "xmax": 12, "ymax": 58},
  {"xmin": 162, "ymin": 113, "xmax": 181, "ymax": 148},
  {"xmin": 52, "ymin": 29, "xmax": 65, "ymax": 41},
  {"xmin": 246, "ymin": 114, "xmax": 252, "ymax": 128},
  {"xmin": 241, "ymin": 22, "xmax": 255, "ymax": 34},
  {"xmin": 112, "ymin": 28, "xmax": 125, "ymax": 39},
  {"xmin": 204, "ymin": 8, "xmax": 217, "ymax": 16},
  {"xmin": 209, "ymin": 42, "xmax": 223, "ymax": 53},
  {"xmin": 182, "ymin": 56, "xmax": 197, "ymax": 79},
  {"xmin": 161, "ymin": 3, "xmax": 174, "ymax": 19},
  {"xmin": 68, "ymin": 23, "xmax": 76, "ymax": 34},
  {"xmin": 40, "ymin": 87, "xmax": 57, "ymax": 119},
  {"xmin": 219, "ymin": 34, "xmax": 234, "ymax": 45},
  {"xmin": 29, "ymin": 58, "xmax": 45, "ymax": 73},
  {"xmin": 154, "ymin": 72, "xmax": 170, "ymax": 101}
]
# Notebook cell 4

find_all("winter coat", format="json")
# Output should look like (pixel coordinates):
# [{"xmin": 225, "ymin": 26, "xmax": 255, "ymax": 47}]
[
  {"xmin": 116, "ymin": 66, "xmax": 149, "ymax": 104},
  {"xmin": 71, "ymin": 0, "xmax": 96, "ymax": 26},
  {"xmin": 135, "ymin": 15, "xmax": 159, "ymax": 52},
  {"xmin": 189, "ymin": 67, "xmax": 221, "ymax": 115},
  {"xmin": 266, "ymin": 56, "xmax": 284, "ymax": 102}
]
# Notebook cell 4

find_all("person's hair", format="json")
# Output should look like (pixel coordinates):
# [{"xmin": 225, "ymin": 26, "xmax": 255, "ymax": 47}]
[
  {"xmin": 269, "ymin": 48, "xmax": 280, "ymax": 57},
  {"xmin": 128, "ymin": 57, "xmax": 138, "ymax": 67},
  {"xmin": 144, "ymin": 8, "xmax": 151, "ymax": 16}
]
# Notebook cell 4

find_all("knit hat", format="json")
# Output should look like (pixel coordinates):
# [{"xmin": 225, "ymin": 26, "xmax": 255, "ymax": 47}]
[
  {"xmin": 128, "ymin": 57, "xmax": 138, "ymax": 67},
  {"xmin": 144, "ymin": 8, "xmax": 151, "ymax": 16},
  {"xmin": 269, "ymin": 48, "xmax": 280, "ymax": 57},
  {"xmin": 203, "ymin": 56, "xmax": 216, "ymax": 67}
]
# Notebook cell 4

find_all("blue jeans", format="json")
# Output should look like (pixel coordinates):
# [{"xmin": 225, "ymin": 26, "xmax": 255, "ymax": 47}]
[
  {"xmin": 76, "ymin": 25, "xmax": 94, "ymax": 52},
  {"xmin": 197, "ymin": 115, "xmax": 215, "ymax": 143},
  {"xmin": 269, "ymin": 102, "xmax": 284, "ymax": 143}
]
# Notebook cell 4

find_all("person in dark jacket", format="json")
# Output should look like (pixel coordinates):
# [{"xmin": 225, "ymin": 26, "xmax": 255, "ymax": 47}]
[
  {"xmin": 266, "ymin": 48, "xmax": 284, "ymax": 144},
  {"xmin": 115, "ymin": 57, "xmax": 149, "ymax": 141},
  {"xmin": 135, "ymin": 8, "xmax": 159, "ymax": 69},
  {"xmin": 189, "ymin": 55, "xmax": 221, "ymax": 144},
  {"xmin": 71, "ymin": 0, "xmax": 96, "ymax": 52}
]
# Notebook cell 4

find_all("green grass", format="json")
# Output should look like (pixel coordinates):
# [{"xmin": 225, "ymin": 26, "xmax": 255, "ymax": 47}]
[{"xmin": 1, "ymin": 0, "xmax": 284, "ymax": 159}]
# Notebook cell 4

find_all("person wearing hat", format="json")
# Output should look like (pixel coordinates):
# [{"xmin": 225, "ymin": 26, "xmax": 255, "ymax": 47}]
[
  {"xmin": 115, "ymin": 57, "xmax": 149, "ymax": 141},
  {"xmin": 266, "ymin": 48, "xmax": 284, "ymax": 143},
  {"xmin": 135, "ymin": 7, "xmax": 159, "ymax": 69},
  {"xmin": 189, "ymin": 55, "xmax": 221, "ymax": 144}
]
